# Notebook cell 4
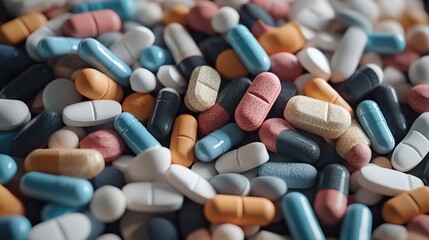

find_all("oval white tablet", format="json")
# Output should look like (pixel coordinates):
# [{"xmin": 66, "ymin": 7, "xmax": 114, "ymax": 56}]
[
  {"xmin": 62, "ymin": 100, "xmax": 122, "ymax": 127},
  {"xmin": 29, "ymin": 213, "xmax": 91, "ymax": 240},
  {"xmin": 164, "ymin": 164, "xmax": 217, "ymax": 204},
  {"xmin": 42, "ymin": 78, "xmax": 82, "ymax": 114},
  {"xmin": 0, "ymin": 99, "xmax": 31, "ymax": 131},
  {"xmin": 297, "ymin": 47, "xmax": 331, "ymax": 80},
  {"xmin": 134, "ymin": 2, "xmax": 163, "ymax": 27},
  {"xmin": 126, "ymin": 147, "xmax": 171, "ymax": 182},
  {"xmin": 122, "ymin": 182, "xmax": 183, "ymax": 212},
  {"xmin": 90, "ymin": 186, "xmax": 126, "ymax": 223},
  {"xmin": 130, "ymin": 68, "xmax": 157, "ymax": 93},
  {"xmin": 157, "ymin": 65, "xmax": 187, "ymax": 94},
  {"xmin": 211, "ymin": 6, "xmax": 240, "ymax": 34}
]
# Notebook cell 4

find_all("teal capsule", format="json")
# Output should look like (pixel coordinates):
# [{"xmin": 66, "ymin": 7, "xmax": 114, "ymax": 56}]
[
  {"xmin": 0, "ymin": 216, "xmax": 31, "ymax": 240},
  {"xmin": 73, "ymin": 0, "xmax": 135, "ymax": 20},
  {"xmin": 281, "ymin": 192, "xmax": 326, "ymax": 240},
  {"xmin": 226, "ymin": 24, "xmax": 270, "ymax": 75},
  {"xmin": 0, "ymin": 130, "xmax": 18, "ymax": 155},
  {"xmin": 139, "ymin": 46, "xmax": 173, "ymax": 73},
  {"xmin": 37, "ymin": 37, "xmax": 81, "ymax": 59},
  {"xmin": 0, "ymin": 154, "xmax": 16, "ymax": 184},
  {"xmin": 340, "ymin": 204, "xmax": 372, "ymax": 240},
  {"xmin": 20, "ymin": 172, "xmax": 94, "ymax": 207},
  {"xmin": 365, "ymin": 33, "xmax": 406, "ymax": 55},
  {"xmin": 194, "ymin": 123, "xmax": 245, "ymax": 162},
  {"xmin": 356, "ymin": 100, "xmax": 395, "ymax": 154},
  {"xmin": 41, "ymin": 203, "xmax": 79, "ymax": 221}
]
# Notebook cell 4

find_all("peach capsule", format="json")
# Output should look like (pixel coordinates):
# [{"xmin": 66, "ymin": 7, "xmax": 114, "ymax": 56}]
[
  {"xmin": 75, "ymin": 68, "xmax": 124, "ymax": 102},
  {"xmin": 170, "ymin": 114, "xmax": 197, "ymax": 167},
  {"xmin": 204, "ymin": 195, "xmax": 275, "ymax": 226},
  {"xmin": 0, "ymin": 184, "xmax": 25, "ymax": 216},
  {"xmin": 24, "ymin": 149, "xmax": 105, "ymax": 179},
  {"xmin": 0, "ymin": 12, "xmax": 47, "ymax": 45}
]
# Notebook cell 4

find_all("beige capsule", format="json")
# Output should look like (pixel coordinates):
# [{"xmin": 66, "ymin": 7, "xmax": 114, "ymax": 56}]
[{"xmin": 25, "ymin": 149, "xmax": 105, "ymax": 179}]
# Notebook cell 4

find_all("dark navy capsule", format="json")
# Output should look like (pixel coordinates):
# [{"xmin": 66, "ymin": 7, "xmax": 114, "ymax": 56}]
[
  {"xmin": 177, "ymin": 199, "xmax": 209, "ymax": 239},
  {"xmin": 239, "ymin": 3, "xmax": 275, "ymax": 32},
  {"xmin": 269, "ymin": 82, "xmax": 298, "ymax": 118},
  {"xmin": 73, "ymin": 0, "xmax": 135, "ymax": 19},
  {"xmin": 10, "ymin": 111, "xmax": 63, "ymax": 158},
  {"xmin": 0, "ymin": 64, "xmax": 54, "ymax": 101},
  {"xmin": 314, "ymin": 164, "xmax": 350, "ymax": 226},
  {"xmin": 371, "ymin": 85, "xmax": 407, "ymax": 142},
  {"xmin": 178, "ymin": 56, "xmax": 207, "ymax": 81},
  {"xmin": 339, "ymin": 204, "xmax": 372, "ymax": 240},
  {"xmin": 0, "ymin": 44, "xmax": 33, "ymax": 71},
  {"xmin": 147, "ymin": 88, "xmax": 180, "ymax": 141},
  {"xmin": 198, "ymin": 36, "xmax": 231, "ymax": 66},
  {"xmin": 334, "ymin": 64, "xmax": 382, "ymax": 106}
]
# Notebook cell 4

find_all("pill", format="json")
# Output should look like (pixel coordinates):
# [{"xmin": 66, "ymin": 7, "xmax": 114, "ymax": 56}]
[
  {"xmin": 139, "ymin": 46, "xmax": 172, "ymax": 72},
  {"xmin": 170, "ymin": 114, "xmax": 197, "ymax": 167},
  {"xmin": 212, "ymin": 223, "xmax": 244, "ymax": 240},
  {"xmin": 215, "ymin": 49, "xmax": 249, "ymax": 80},
  {"xmin": 209, "ymin": 173, "xmax": 250, "ymax": 196},
  {"xmin": 391, "ymin": 112, "xmax": 429, "ymax": 172},
  {"xmin": 29, "ymin": 213, "xmax": 90, "ymax": 240},
  {"xmin": 11, "ymin": 110, "xmax": 63, "ymax": 158},
  {"xmin": 177, "ymin": 199, "xmax": 209, "ymax": 238},
  {"xmin": 90, "ymin": 186, "xmax": 126, "ymax": 223},
  {"xmin": 93, "ymin": 166, "xmax": 125, "ymax": 189},
  {"xmin": 336, "ymin": 8, "xmax": 373, "ymax": 33},
  {"xmin": 20, "ymin": 172, "xmax": 93, "ymax": 207},
  {"xmin": 258, "ymin": 162, "xmax": 317, "ymax": 189},
  {"xmin": 211, "ymin": 6, "xmax": 240, "ymax": 34},
  {"xmin": 40, "ymin": 202, "xmax": 78, "ymax": 221},
  {"xmin": 356, "ymin": 100, "xmax": 395, "ymax": 155},
  {"xmin": 62, "ymin": 10, "xmax": 121, "ymax": 38},
  {"xmin": 114, "ymin": 112, "xmax": 160, "ymax": 154},
  {"xmin": 0, "ymin": 184, "xmax": 24, "ymax": 216},
  {"xmin": 0, "ymin": 216, "xmax": 31, "ymax": 240},
  {"xmin": 407, "ymin": 215, "xmax": 429, "ymax": 238},
  {"xmin": 406, "ymin": 25, "xmax": 429, "ymax": 54},
  {"xmin": 121, "ymin": 182, "xmax": 184, "ymax": 213},
  {"xmin": 284, "ymin": 95, "xmax": 351, "ymax": 139},
  {"xmin": 121, "ymin": 92, "xmax": 154, "ymax": 123},
  {"xmin": 259, "ymin": 118, "xmax": 320, "ymax": 164},
  {"xmin": 269, "ymin": 82, "xmax": 298, "ymax": 118},
  {"xmin": 79, "ymin": 129, "xmax": 124, "ymax": 162},
  {"xmin": 409, "ymin": 56, "xmax": 429, "ymax": 85},
  {"xmin": 125, "ymin": 146, "xmax": 171, "ymax": 182},
  {"xmin": 0, "ymin": 154, "xmax": 16, "ymax": 184},
  {"xmin": 382, "ymin": 186, "xmax": 429, "ymax": 224},
  {"xmin": 372, "ymin": 223, "xmax": 408, "ymax": 240},
  {"xmin": 47, "ymin": 128, "xmax": 81, "ymax": 150},
  {"xmin": 204, "ymin": 195, "xmax": 275, "ymax": 226},
  {"xmin": 129, "ymin": 68, "xmax": 157, "ymax": 94},
  {"xmin": 235, "ymin": 72, "xmax": 280, "ymax": 131},
  {"xmin": 147, "ymin": 88, "xmax": 180, "ymax": 141},
  {"xmin": 190, "ymin": 161, "xmax": 217, "ymax": 181},
  {"xmin": 0, "ymin": 44, "xmax": 33, "ymax": 72},
  {"xmin": 304, "ymin": 77, "xmax": 353, "ymax": 116},
  {"xmin": 258, "ymin": 21, "xmax": 306, "ymax": 55},
  {"xmin": 184, "ymin": 66, "xmax": 221, "ymax": 112},
  {"xmin": 250, "ymin": 176, "xmax": 287, "ymax": 201},
  {"xmin": 73, "ymin": 0, "xmax": 135, "ymax": 20},
  {"xmin": 42, "ymin": 78, "xmax": 82, "ymax": 114},
  {"xmin": 281, "ymin": 192, "xmax": 325, "ymax": 240},
  {"xmin": 0, "ymin": 12, "xmax": 47, "ymax": 45},
  {"xmin": 187, "ymin": 1, "xmax": 219, "ymax": 35},
  {"xmin": 408, "ymin": 84, "xmax": 429, "ymax": 113},
  {"xmin": 269, "ymin": 52, "xmax": 302, "ymax": 82},
  {"xmin": 37, "ymin": 36, "xmax": 80, "ymax": 59},
  {"xmin": 339, "ymin": 204, "xmax": 372, "ymax": 240},
  {"xmin": 144, "ymin": 217, "xmax": 180, "ymax": 240},
  {"xmin": 53, "ymin": 54, "xmax": 88, "ymax": 79},
  {"xmin": 63, "ymin": 100, "xmax": 121, "ymax": 127},
  {"xmin": 330, "ymin": 27, "xmax": 368, "ymax": 83},
  {"xmin": 297, "ymin": 47, "xmax": 331, "ymax": 80},
  {"xmin": 165, "ymin": 164, "xmax": 216, "ymax": 204},
  {"xmin": 199, "ymin": 36, "xmax": 231, "ymax": 67},
  {"xmin": 0, "ymin": 99, "xmax": 30, "ymax": 131},
  {"xmin": 358, "ymin": 165, "xmax": 424, "ymax": 196},
  {"xmin": 195, "ymin": 122, "xmax": 245, "ymax": 162},
  {"xmin": 366, "ymin": 33, "xmax": 406, "ymax": 55},
  {"xmin": 109, "ymin": 26, "xmax": 154, "ymax": 66},
  {"xmin": 314, "ymin": 164, "xmax": 349, "ymax": 226}
]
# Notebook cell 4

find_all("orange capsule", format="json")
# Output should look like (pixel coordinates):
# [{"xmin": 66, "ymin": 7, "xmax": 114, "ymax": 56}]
[
  {"xmin": 215, "ymin": 49, "xmax": 249, "ymax": 80},
  {"xmin": 204, "ymin": 195, "xmax": 275, "ymax": 226},
  {"xmin": 304, "ymin": 77, "xmax": 354, "ymax": 117},
  {"xmin": 75, "ymin": 68, "xmax": 124, "ymax": 102},
  {"xmin": 170, "ymin": 114, "xmax": 197, "ymax": 167},
  {"xmin": 0, "ymin": 12, "xmax": 47, "ymax": 45},
  {"xmin": 0, "ymin": 184, "xmax": 25, "ymax": 216},
  {"xmin": 258, "ymin": 21, "xmax": 306, "ymax": 55},
  {"xmin": 121, "ymin": 92, "xmax": 155, "ymax": 123},
  {"xmin": 382, "ymin": 186, "xmax": 429, "ymax": 225}
]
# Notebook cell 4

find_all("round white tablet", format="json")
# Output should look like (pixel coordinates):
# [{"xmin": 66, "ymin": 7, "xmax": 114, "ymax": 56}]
[
  {"xmin": 42, "ymin": 78, "xmax": 82, "ymax": 114},
  {"xmin": 130, "ymin": 68, "xmax": 157, "ymax": 93},
  {"xmin": 90, "ymin": 186, "xmax": 126, "ymax": 223},
  {"xmin": 297, "ymin": 47, "xmax": 331, "ymax": 80}
]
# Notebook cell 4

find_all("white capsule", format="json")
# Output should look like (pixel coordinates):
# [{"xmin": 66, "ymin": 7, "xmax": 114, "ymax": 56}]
[{"xmin": 164, "ymin": 23, "xmax": 203, "ymax": 64}]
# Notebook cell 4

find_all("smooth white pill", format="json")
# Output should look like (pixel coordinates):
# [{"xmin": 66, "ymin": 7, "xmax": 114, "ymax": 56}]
[
  {"xmin": 48, "ymin": 128, "xmax": 79, "ymax": 149},
  {"xmin": 42, "ymin": 78, "xmax": 82, "ymax": 114},
  {"xmin": 126, "ymin": 147, "xmax": 171, "ymax": 182},
  {"xmin": 0, "ymin": 99, "xmax": 31, "ymax": 131},
  {"xmin": 90, "ymin": 186, "xmax": 126, "ymax": 223},
  {"xmin": 409, "ymin": 56, "xmax": 429, "ymax": 85},
  {"xmin": 130, "ymin": 68, "xmax": 157, "ymax": 93},
  {"xmin": 134, "ymin": 2, "xmax": 163, "ymax": 27},
  {"xmin": 62, "ymin": 100, "xmax": 122, "ymax": 127},
  {"xmin": 211, "ymin": 6, "xmax": 240, "ymax": 34},
  {"xmin": 297, "ymin": 47, "xmax": 331, "ymax": 80},
  {"xmin": 372, "ymin": 223, "xmax": 408, "ymax": 240},
  {"xmin": 288, "ymin": 0, "xmax": 335, "ymax": 30},
  {"xmin": 29, "ymin": 213, "xmax": 91, "ymax": 240},
  {"xmin": 212, "ymin": 224, "xmax": 245, "ymax": 240},
  {"xmin": 156, "ymin": 65, "xmax": 187, "ymax": 94}
]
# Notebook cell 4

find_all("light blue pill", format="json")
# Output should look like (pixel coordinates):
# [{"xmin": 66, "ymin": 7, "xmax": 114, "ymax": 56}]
[
  {"xmin": 226, "ymin": 24, "xmax": 270, "ymax": 75},
  {"xmin": 209, "ymin": 173, "xmax": 250, "ymax": 196},
  {"xmin": 366, "ymin": 33, "xmax": 406, "ymax": 55},
  {"xmin": 258, "ymin": 162, "xmax": 317, "ymax": 189},
  {"xmin": 0, "ymin": 216, "xmax": 31, "ymax": 240},
  {"xmin": 335, "ymin": 8, "xmax": 373, "ymax": 33},
  {"xmin": 194, "ymin": 123, "xmax": 245, "ymax": 162},
  {"xmin": 340, "ymin": 204, "xmax": 372, "ymax": 240},
  {"xmin": 73, "ymin": 0, "xmax": 135, "ymax": 20},
  {"xmin": 0, "ymin": 130, "xmax": 18, "ymax": 155},
  {"xmin": 250, "ymin": 176, "xmax": 287, "ymax": 201},
  {"xmin": 78, "ymin": 38, "xmax": 132, "ymax": 87},
  {"xmin": 41, "ymin": 203, "xmax": 79, "ymax": 221},
  {"xmin": 357, "ymin": 100, "xmax": 395, "ymax": 154},
  {"xmin": 139, "ymin": 46, "xmax": 173, "ymax": 73},
  {"xmin": 282, "ymin": 192, "xmax": 325, "ymax": 240},
  {"xmin": 0, "ymin": 154, "xmax": 16, "ymax": 184},
  {"xmin": 20, "ymin": 172, "xmax": 94, "ymax": 208},
  {"xmin": 37, "ymin": 37, "xmax": 81, "ymax": 59},
  {"xmin": 114, "ymin": 112, "xmax": 161, "ymax": 155}
]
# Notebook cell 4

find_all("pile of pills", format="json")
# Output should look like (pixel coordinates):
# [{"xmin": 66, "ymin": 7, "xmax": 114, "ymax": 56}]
[{"xmin": 1, "ymin": 0, "xmax": 429, "ymax": 239}]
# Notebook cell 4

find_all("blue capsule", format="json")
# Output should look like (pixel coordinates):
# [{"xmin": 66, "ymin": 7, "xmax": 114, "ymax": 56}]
[
  {"xmin": 20, "ymin": 172, "xmax": 94, "ymax": 207},
  {"xmin": 226, "ymin": 24, "xmax": 270, "ymax": 75},
  {"xmin": 0, "ymin": 216, "xmax": 31, "ymax": 240},
  {"xmin": 340, "ymin": 204, "xmax": 372, "ymax": 240},
  {"xmin": 73, "ymin": 0, "xmax": 135, "ymax": 20},
  {"xmin": 139, "ymin": 45, "xmax": 173, "ymax": 73},
  {"xmin": 78, "ymin": 38, "xmax": 132, "ymax": 87},
  {"xmin": 37, "ymin": 37, "xmax": 81, "ymax": 59},
  {"xmin": 41, "ymin": 203, "xmax": 79, "ymax": 221},
  {"xmin": 194, "ymin": 123, "xmax": 245, "ymax": 162},
  {"xmin": 365, "ymin": 33, "xmax": 406, "ymax": 55},
  {"xmin": 114, "ymin": 112, "xmax": 161, "ymax": 155},
  {"xmin": 357, "ymin": 100, "xmax": 395, "ymax": 154},
  {"xmin": 0, "ymin": 154, "xmax": 16, "ymax": 184},
  {"xmin": 281, "ymin": 192, "xmax": 326, "ymax": 240}
]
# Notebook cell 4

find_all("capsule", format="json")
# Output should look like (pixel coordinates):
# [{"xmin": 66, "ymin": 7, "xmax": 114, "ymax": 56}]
[
  {"xmin": 339, "ymin": 204, "xmax": 372, "ymax": 240},
  {"xmin": 37, "ymin": 37, "xmax": 80, "ymax": 59},
  {"xmin": 198, "ymin": 77, "xmax": 251, "ymax": 135},
  {"xmin": 20, "ymin": 172, "xmax": 94, "ymax": 208},
  {"xmin": 62, "ymin": 10, "xmax": 122, "ymax": 38},
  {"xmin": 194, "ymin": 123, "xmax": 245, "ymax": 162},
  {"xmin": 139, "ymin": 45, "xmax": 173, "ymax": 73},
  {"xmin": 239, "ymin": 3, "xmax": 274, "ymax": 37},
  {"xmin": 226, "ymin": 24, "xmax": 270, "ymax": 75},
  {"xmin": 147, "ymin": 88, "xmax": 180, "ymax": 141},
  {"xmin": 0, "ymin": 216, "xmax": 31, "ymax": 240},
  {"xmin": 259, "ymin": 118, "xmax": 320, "ymax": 165},
  {"xmin": 0, "ymin": 184, "xmax": 24, "ymax": 216},
  {"xmin": 170, "ymin": 114, "xmax": 197, "ymax": 167},
  {"xmin": 0, "ymin": 12, "xmax": 47, "ymax": 45},
  {"xmin": 258, "ymin": 21, "xmax": 306, "ymax": 55},
  {"xmin": 198, "ymin": 36, "xmax": 231, "ymax": 66},
  {"xmin": 0, "ymin": 44, "xmax": 33, "ymax": 71},
  {"xmin": 41, "ymin": 203, "xmax": 78, "ymax": 221},
  {"xmin": 204, "ymin": 195, "xmax": 275, "ymax": 226},
  {"xmin": 24, "ymin": 149, "xmax": 105, "ymax": 179},
  {"xmin": 114, "ymin": 112, "xmax": 161, "ymax": 155},
  {"xmin": 365, "ymin": 33, "xmax": 405, "ymax": 55},
  {"xmin": 164, "ymin": 23, "xmax": 207, "ymax": 80},
  {"xmin": 0, "ymin": 154, "xmax": 16, "ymax": 184},
  {"xmin": 314, "ymin": 164, "xmax": 349, "ymax": 226},
  {"xmin": 73, "ymin": 0, "xmax": 135, "ymax": 19},
  {"xmin": 281, "ymin": 192, "xmax": 325, "ymax": 240},
  {"xmin": 77, "ymin": 38, "xmax": 132, "ymax": 87},
  {"xmin": 75, "ymin": 68, "xmax": 124, "ymax": 102},
  {"xmin": 356, "ymin": 100, "xmax": 395, "ymax": 155}
]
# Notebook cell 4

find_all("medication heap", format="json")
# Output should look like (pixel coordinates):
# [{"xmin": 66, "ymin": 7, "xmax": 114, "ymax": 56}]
[{"xmin": 1, "ymin": 0, "xmax": 429, "ymax": 239}]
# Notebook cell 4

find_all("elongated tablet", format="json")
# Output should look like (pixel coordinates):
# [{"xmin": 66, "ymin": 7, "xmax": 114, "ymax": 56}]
[{"xmin": 62, "ymin": 100, "xmax": 122, "ymax": 127}]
